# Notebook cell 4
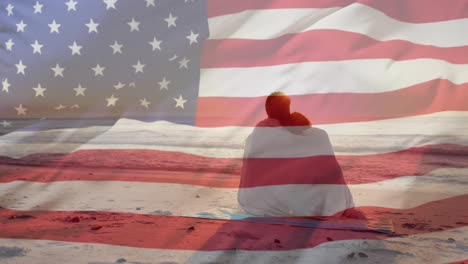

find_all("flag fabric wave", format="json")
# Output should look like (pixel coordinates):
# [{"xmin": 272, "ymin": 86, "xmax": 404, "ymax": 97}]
[{"xmin": 1, "ymin": 0, "xmax": 467, "ymax": 263}]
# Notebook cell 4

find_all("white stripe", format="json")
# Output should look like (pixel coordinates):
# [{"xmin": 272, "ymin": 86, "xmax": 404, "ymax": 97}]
[
  {"xmin": 1, "ymin": 112, "xmax": 468, "ymax": 158},
  {"xmin": 0, "ymin": 168, "xmax": 466, "ymax": 218},
  {"xmin": 199, "ymin": 59, "xmax": 468, "ymax": 97},
  {"xmin": 208, "ymin": 4, "xmax": 468, "ymax": 47},
  {"xmin": 0, "ymin": 227, "xmax": 466, "ymax": 264}
]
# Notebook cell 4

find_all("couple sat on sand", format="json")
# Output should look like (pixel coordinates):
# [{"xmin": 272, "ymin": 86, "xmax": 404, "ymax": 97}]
[{"xmin": 238, "ymin": 92, "xmax": 357, "ymax": 218}]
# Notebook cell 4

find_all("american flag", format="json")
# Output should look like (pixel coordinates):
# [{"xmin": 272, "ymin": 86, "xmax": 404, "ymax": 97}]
[{"xmin": 1, "ymin": 0, "xmax": 468, "ymax": 263}]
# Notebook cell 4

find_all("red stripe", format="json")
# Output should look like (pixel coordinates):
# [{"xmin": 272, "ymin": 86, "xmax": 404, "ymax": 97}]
[
  {"xmin": 196, "ymin": 80, "xmax": 468, "ymax": 127},
  {"xmin": 207, "ymin": 0, "xmax": 352, "ymax": 18},
  {"xmin": 0, "ymin": 195, "xmax": 466, "ymax": 250},
  {"xmin": 202, "ymin": 30, "xmax": 468, "ymax": 68},
  {"xmin": 207, "ymin": 0, "xmax": 468, "ymax": 23},
  {"xmin": 446, "ymin": 260, "xmax": 468, "ymax": 264},
  {"xmin": 1, "ymin": 144, "xmax": 466, "ymax": 187}
]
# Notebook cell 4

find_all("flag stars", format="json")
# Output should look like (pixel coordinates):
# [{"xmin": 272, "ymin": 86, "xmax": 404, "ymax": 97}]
[
  {"xmin": 16, "ymin": 21, "xmax": 27, "ymax": 32},
  {"xmin": 2, "ymin": 78, "xmax": 10, "ymax": 93},
  {"xmin": 31, "ymin": 40, "xmax": 44, "ymax": 54},
  {"xmin": 149, "ymin": 37, "xmax": 162, "ymax": 51},
  {"xmin": 178, "ymin": 57, "xmax": 190, "ymax": 69},
  {"xmin": 140, "ymin": 98, "xmax": 151, "ymax": 109},
  {"xmin": 51, "ymin": 64, "xmax": 65, "ymax": 77},
  {"xmin": 15, "ymin": 104, "xmax": 27, "ymax": 115},
  {"xmin": 68, "ymin": 41, "xmax": 82, "ymax": 55},
  {"xmin": 65, "ymin": 0, "xmax": 78, "ymax": 11},
  {"xmin": 103, "ymin": 0, "xmax": 118, "ymax": 10},
  {"xmin": 92, "ymin": 64, "xmax": 106, "ymax": 76},
  {"xmin": 165, "ymin": 13, "xmax": 177, "ymax": 28},
  {"xmin": 55, "ymin": 104, "xmax": 66, "ymax": 110},
  {"xmin": 5, "ymin": 39, "xmax": 14, "ymax": 51},
  {"xmin": 15, "ymin": 60, "xmax": 27, "ymax": 75},
  {"xmin": 132, "ymin": 60, "xmax": 145, "ymax": 73},
  {"xmin": 106, "ymin": 95, "xmax": 119, "ymax": 107},
  {"xmin": 128, "ymin": 18, "xmax": 140, "ymax": 32},
  {"xmin": 113, "ymin": 82, "xmax": 125, "ymax": 90},
  {"xmin": 33, "ymin": 2, "xmax": 43, "ymax": 13},
  {"xmin": 85, "ymin": 18, "xmax": 99, "ymax": 33},
  {"xmin": 73, "ymin": 84, "xmax": 87, "ymax": 96},
  {"xmin": 145, "ymin": 0, "xmax": 155, "ymax": 7},
  {"xmin": 1, "ymin": 120, "xmax": 12, "ymax": 128},
  {"xmin": 6, "ymin": 4, "xmax": 14, "ymax": 16},
  {"xmin": 174, "ymin": 95, "xmax": 187, "ymax": 109},
  {"xmin": 32, "ymin": 84, "xmax": 47, "ymax": 97},
  {"xmin": 186, "ymin": 31, "xmax": 199, "ymax": 45},
  {"xmin": 48, "ymin": 20, "xmax": 61, "ymax": 33},
  {"xmin": 110, "ymin": 41, "xmax": 123, "ymax": 54},
  {"xmin": 158, "ymin": 77, "xmax": 170, "ymax": 90}
]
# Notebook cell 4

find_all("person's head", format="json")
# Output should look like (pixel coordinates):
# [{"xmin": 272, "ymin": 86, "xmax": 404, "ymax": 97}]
[{"xmin": 265, "ymin": 92, "xmax": 291, "ymax": 121}]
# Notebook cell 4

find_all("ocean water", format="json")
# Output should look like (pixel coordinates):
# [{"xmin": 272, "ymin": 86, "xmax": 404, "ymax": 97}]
[{"xmin": 1, "ymin": 112, "xmax": 468, "ymax": 176}]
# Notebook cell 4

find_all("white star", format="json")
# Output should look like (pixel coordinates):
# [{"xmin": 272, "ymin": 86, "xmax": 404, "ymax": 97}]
[
  {"xmin": 15, "ymin": 104, "xmax": 27, "ymax": 115},
  {"xmin": 174, "ymin": 95, "xmax": 187, "ymax": 109},
  {"xmin": 32, "ymin": 83, "xmax": 47, "ymax": 97},
  {"xmin": 165, "ymin": 13, "xmax": 177, "ymax": 28},
  {"xmin": 113, "ymin": 82, "xmax": 125, "ymax": 90},
  {"xmin": 6, "ymin": 4, "xmax": 14, "ymax": 16},
  {"xmin": 149, "ymin": 37, "xmax": 162, "ymax": 51},
  {"xmin": 2, "ymin": 78, "xmax": 10, "ymax": 93},
  {"xmin": 16, "ymin": 20, "xmax": 27, "ymax": 32},
  {"xmin": 65, "ymin": 0, "xmax": 78, "ymax": 11},
  {"xmin": 178, "ymin": 57, "xmax": 190, "ymax": 69},
  {"xmin": 103, "ymin": 0, "xmax": 118, "ymax": 10},
  {"xmin": 5, "ymin": 39, "xmax": 14, "ymax": 51},
  {"xmin": 15, "ymin": 60, "xmax": 27, "ymax": 75},
  {"xmin": 31, "ymin": 40, "xmax": 44, "ymax": 54},
  {"xmin": 128, "ymin": 82, "xmax": 136, "ymax": 87},
  {"xmin": 127, "ymin": 18, "xmax": 140, "ymax": 32},
  {"xmin": 92, "ymin": 64, "xmax": 105, "ymax": 76},
  {"xmin": 55, "ymin": 104, "xmax": 66, "ymax": 110},
  {"xmin": 145, "ymin": 0, "xmax": 155, "ymax": 7},
  {"xmin": 110, "ymin": 41, "xmax": 123, "ymax": 54},
  {"xmin": 158, "ymin": 77, "xmax": 170, "ymax": 90},
  {"xmin": 70, "ymin": 104, "xmax": 80, "ymax": 109},
  {"xmin": 33, "ymin": 2, "xmax": 43, "ymax": 13},
  {"xmin": 73, "ymin": 84, "xmax": 87, "ymax": 96},
  {"xmin": 132, "ymin": 60, "xmax": 145, "ymax": 73},
  {"xmin": 48, "ymin": 20, "xmax": 61, "ymax": 33},
  {"xmin": 68, "ymin": 41, "xmax": 82, "ymax": 55},
  {"xmin": 186, "ymin": 31, "xmax": 199, "ymax": 45},
  {"xmin": 85, "ymin": 18, "xmax": 99, "ymax": 33},
  {"xmin": 51, "ymin": 64, "xmax": 65, "ymax": 77},
  {"xmin": 1, "ymin": 120, "xmax": 12, "ymax": 128},
  {"xmin": 106, "ymin": 94, "xmax": 118, "ymax": 107},
  {"xmin": 140, "ymin": 98, "xmax": 151, "ymax": 109}
]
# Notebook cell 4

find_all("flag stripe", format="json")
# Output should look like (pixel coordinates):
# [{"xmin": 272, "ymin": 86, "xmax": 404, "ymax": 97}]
[
  {"xmin": 1, "ymin": 194, "xmax": 467, "ymax": 250},
  {"xmin": 200, "ymin": 60, "xmax": 468, "ymax": 96},
  {"xmin": 196, "ymin": 82, "xmax": 468, "ymax": 127},
  {"xmin": 207, "ymin": 0, "xmax": 468, "ymax": 23},
  {"xmin": 1, "ymin": 145, "xmax": 467, "ymax": 186},
  {"xmin": 1, "ymin": 169, "xmax": 466, "ymax": 217},
  {"xmin": 1, "ymin": 233, "xmax": 467, "ymax": 264},
  {"xmin": 202, "ymin": 30, "xmax": 468, "ymax": 68},
  {"xmin": 207, "ymin": 5, "xmax": 468, "ymax": 47}
]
